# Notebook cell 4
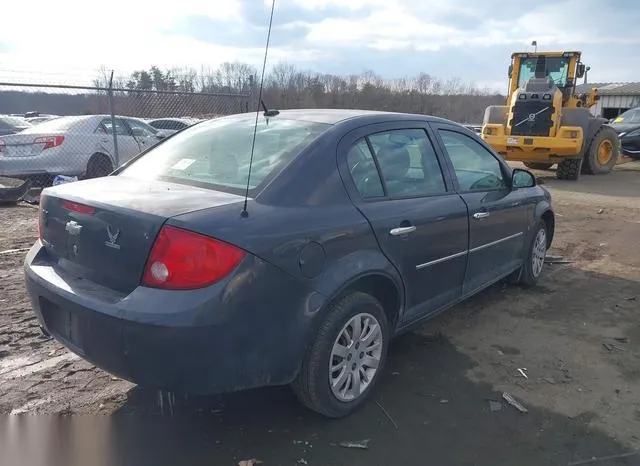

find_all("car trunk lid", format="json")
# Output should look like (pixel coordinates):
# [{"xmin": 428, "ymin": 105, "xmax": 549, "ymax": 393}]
[
  {"xmin": 0, "ymin": 133, "xmax": 64, "ymax": 157},
  {"xmin": 39, "ymin": 176, "xmax": 245, "ymax": 294}
]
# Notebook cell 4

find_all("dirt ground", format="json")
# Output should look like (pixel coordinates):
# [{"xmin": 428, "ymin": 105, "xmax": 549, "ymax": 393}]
[{"xmin": 1, "ymin": 162, "xmax": 640, "ymax": 466}]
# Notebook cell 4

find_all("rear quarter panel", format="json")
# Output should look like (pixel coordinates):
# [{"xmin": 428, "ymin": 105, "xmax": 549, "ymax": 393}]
[{"xmin": 168, "ymin": 127, "xmax": 402, "ymax": 367}]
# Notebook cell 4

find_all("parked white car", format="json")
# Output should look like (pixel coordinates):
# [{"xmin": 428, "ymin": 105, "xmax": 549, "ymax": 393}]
[
  {"xmin": 147, "ymin": 117, "xmax": 201, "ymax": 135},
  {"xmin": 0, "ymin": 114, "xmax": 164, "ymax": 186}
]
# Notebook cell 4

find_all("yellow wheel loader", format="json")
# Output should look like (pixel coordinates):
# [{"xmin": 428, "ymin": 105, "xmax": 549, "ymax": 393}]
[{"xmin": 481, "ymin": 51, "xmax": 619, "ymax": 180}]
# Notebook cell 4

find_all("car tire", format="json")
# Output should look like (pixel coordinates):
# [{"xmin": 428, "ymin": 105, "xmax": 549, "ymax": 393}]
[
  {"xmin": 291, "ymin": 291, "xmax": 390, "ymax": 418},
  {"xmin": 518, "ymin": 220, "xmax": 548, "ymax": 287},
  {"xmin": 85, "ymin": 153, "xmax": 114, "ymax": 179}
]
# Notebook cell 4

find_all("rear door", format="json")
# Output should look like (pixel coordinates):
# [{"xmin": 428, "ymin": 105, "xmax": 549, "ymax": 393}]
[
  {"xmin": 430, "ymin": 122, "xmax": 529, "ymax": 294},
  {"xmin": 338, "ymin": 122, "xmax": 470, "ymax": 323},
  {"xmin": 98, "ymin": 117, "xmax": 140, "ymax": 166}
]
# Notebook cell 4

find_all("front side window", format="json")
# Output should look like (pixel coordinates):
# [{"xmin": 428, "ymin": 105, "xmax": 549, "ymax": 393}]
[
  {"xmin": 119, "ymin": 114, "xmax": 332, "ymax": 194},
  {"xmin": 126, "ymin": 118, "xmax": 157, "ymax": 138},
  {"xmin": 438, "ymin": 130, "xmax": 507, "ymax": 192}
]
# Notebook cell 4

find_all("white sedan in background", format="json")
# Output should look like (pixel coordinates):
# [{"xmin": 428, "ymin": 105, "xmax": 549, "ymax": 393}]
[
  {"xmin": 147, "ymin": 117, "xmax": 201, "ymax": 135},
  {"xmin": 0, "ymin": 114, "xmax": 165, "ymax": 186}
]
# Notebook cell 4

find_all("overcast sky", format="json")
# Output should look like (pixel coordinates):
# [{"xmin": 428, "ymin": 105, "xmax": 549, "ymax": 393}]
[{"xmin": 0, "ymin": 0, "xmax": 637, "ymax": 92}]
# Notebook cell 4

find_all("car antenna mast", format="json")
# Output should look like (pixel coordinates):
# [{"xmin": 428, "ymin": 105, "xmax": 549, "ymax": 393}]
[{"xmin": 241, "ymin": 0, "xmax": 277, "ymax": 218}]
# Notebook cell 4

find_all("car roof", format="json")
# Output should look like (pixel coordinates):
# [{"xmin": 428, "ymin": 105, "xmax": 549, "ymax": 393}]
[
  {"xmin": 150, "ymin": 117, "xmax": 194, "ymax": 122},
  {"xmin": 222, "ymin": 108, "xmax": 454, "ymax": 126}
]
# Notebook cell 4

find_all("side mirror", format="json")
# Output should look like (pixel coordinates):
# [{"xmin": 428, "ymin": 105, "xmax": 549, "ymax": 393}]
[
  {"xmin": 576, "ymin": 63, "xmax": 586, "ymax": 79},
  {"xmin": 512, "ymin": 168, "xmax": 536, "ymax": 189}
]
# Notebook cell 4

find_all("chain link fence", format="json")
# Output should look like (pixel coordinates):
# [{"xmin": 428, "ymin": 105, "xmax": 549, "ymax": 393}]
[{"xmin": 0, "ymin": 81, "xmax": 250, "ymax": 187}]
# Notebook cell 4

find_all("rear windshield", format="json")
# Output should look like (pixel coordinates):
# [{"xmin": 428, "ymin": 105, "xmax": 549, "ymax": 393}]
[
  {"xmin": 118, "ymin": 114, "xmax": 332, "ymax": 194},
  {"xmin": 0, "ymin": 116, "xmax": 32, "ymax": 128},
  {"xmin": 21, "ymin": 116, "xmax": 87, "ymax": 133}
]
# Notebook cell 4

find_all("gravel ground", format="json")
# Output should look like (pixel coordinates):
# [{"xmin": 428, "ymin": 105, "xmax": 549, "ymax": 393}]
[{"xmin": 1, "ymin": 162, "xmax": 640, "ymax": 466}]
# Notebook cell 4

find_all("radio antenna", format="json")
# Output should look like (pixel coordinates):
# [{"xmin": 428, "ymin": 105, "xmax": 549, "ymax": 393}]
[{"xmin": 241, "ymin": 0, "xmax": 276, "ymax": 218}]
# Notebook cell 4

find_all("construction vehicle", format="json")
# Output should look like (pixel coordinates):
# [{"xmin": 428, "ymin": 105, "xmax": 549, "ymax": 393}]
[{"xmin": 481, "ymin": 51, "xmax": 619, "ymax": 180}]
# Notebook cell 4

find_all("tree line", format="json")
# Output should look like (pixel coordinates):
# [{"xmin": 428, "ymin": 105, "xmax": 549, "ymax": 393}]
[
  {"xmin": 91, "ymin": 62, "xmax": 504, "ymax": 123},
  {"xmin": 0, "ymin": 62, "xmax": 505, "ymax": 123}
]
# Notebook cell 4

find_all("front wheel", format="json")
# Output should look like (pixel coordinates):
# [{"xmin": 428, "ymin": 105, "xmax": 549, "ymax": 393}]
[
  {"xmin": 291, "ymin": 291, "xmax": 390, "ymax": 418},
  {"xmin": 518, "ymin": 220, "xmax": 548, "ymax": 287},
  {"xmin": 583, "ymin": 126, "xmax": 619, "ymax": 175}
]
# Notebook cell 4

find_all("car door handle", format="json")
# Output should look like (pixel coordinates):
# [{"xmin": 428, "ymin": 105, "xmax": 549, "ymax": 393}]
[
  {"xmin": 100, "ymin": 138, "xmax": 109, "ymax": 143},
  {"xmin": 390, "ymin": 226, "xmax": 417, "ymax": 236},
  {"xmin": 473, "ymin": 212, "xmax": 490, "ymax": 219}
]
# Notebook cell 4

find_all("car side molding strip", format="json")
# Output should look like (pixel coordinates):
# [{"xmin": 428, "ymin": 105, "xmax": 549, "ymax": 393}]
[
  {"xmin": 415, "ymin": 232, "xmax": 524, "ymax": 271},
  {"xmin": 469, "ymin": 232, "xmax": 524, "ymax": 254}
]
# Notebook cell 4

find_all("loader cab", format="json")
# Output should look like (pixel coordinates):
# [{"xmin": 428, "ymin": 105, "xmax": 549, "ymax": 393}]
[{"xmin": 508, "ymin": 51, "xmax": 582, "ymax": 103}]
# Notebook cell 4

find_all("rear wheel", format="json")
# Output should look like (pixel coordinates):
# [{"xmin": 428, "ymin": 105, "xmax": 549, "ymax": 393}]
[
  {"xmin": 556, "ymin": 158, "xmax": 581, "ymax": 180},
  {"xmin": 583, "ymin": 126, "xmax": 619, "ymax": 175},
  {"xmin": 523, "ymin": 162, "xmax": 554, "ymax": 170},
  {"xmin": 85, "ymin": 153, "xmax": 114, "ymax": 179},
  {"xmin": 291, "ymin": 291, "xmax": 389, "ymax": 418}
]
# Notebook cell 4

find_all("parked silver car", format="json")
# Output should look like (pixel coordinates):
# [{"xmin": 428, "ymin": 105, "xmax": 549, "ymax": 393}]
[
  {"xmin": 0, "ymin": 114, "xmax": 164, "ymax": 186},
  {"xmin": 147, "ymin": 117, "xmax": 201, "ymax": 135}
]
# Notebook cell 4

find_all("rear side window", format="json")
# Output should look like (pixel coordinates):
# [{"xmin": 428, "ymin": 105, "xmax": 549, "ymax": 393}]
[
  {"xmin": 347, "ymin": 139, "xmax": 384, "ymax": 199},
  {"xmin": 98, "ymin": 118, "xmax": 130, "ymax": 136},
  {"xmin": 346, "ymin": 128, "xmax": 447, "ymax": 199},
  {"xmin": 119, "ymin": 115, "xmax": 332, "ymax": 194}
]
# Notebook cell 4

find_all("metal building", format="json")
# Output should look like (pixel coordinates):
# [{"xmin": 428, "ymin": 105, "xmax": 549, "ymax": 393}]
[{"xmin": 574, "ymin": 82, "xmax": 640, "ymax": 119}]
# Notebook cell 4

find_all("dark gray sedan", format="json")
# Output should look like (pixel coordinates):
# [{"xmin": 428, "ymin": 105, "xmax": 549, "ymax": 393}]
[{"xmin": 24, "ymin": 109, "xmax": 555, "ymax": 418}]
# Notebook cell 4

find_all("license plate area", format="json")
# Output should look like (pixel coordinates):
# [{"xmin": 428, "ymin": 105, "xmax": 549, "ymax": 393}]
[{"xmin": 40, "ymin": 297, "xmax": 85, "ymax": 353}]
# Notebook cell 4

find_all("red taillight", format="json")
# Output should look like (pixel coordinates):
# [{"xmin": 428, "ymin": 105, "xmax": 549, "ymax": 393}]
[
  {"xmin": 62, "ymin": 200, "xmax": 95, "ymax": 215},
  {"xmin": 142, "ymin": 225, "xmax": 245, "ymax": 290},
  {"xmin": 34, "ymin": 135, "xmax": 64, "ymax": 150}
]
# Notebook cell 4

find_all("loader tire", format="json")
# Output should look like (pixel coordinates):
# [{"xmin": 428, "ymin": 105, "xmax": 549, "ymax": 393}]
[
  {"xmin": 556, "ymin": 158, "xmax": 581, "ymax": 180},
  {"xmin": 523, "ymin": 162, "xmax": 554, "ymax": 170},
  {"xmin": 582, "ymin": 126, "xmax": 619, "ymax": 175}
]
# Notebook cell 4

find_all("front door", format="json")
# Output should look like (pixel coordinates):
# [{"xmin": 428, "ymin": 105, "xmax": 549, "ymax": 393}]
[
  {"xmin": 339, "ymin": 123, "xmax": 469, "ymax": 322},
  {"xmin": 124, "ymin": 118, "xmax": 162, "ymax": 153},
  {"xmin": 431, "ymin": 123, "xmax": 529, "ymax": 294}
]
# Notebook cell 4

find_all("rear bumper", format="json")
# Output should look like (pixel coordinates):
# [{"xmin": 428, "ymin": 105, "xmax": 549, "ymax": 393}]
[
  {"xmin": 24, "ymin": 242, "xmax": 326, "ymax": 395},
  {"xmin": 0, "ymin": 150, "xmax": 87, "ymax": 178},
  {"xmin": 482, "ymin": 126, "xmax": 583, "ymax": 161}
]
